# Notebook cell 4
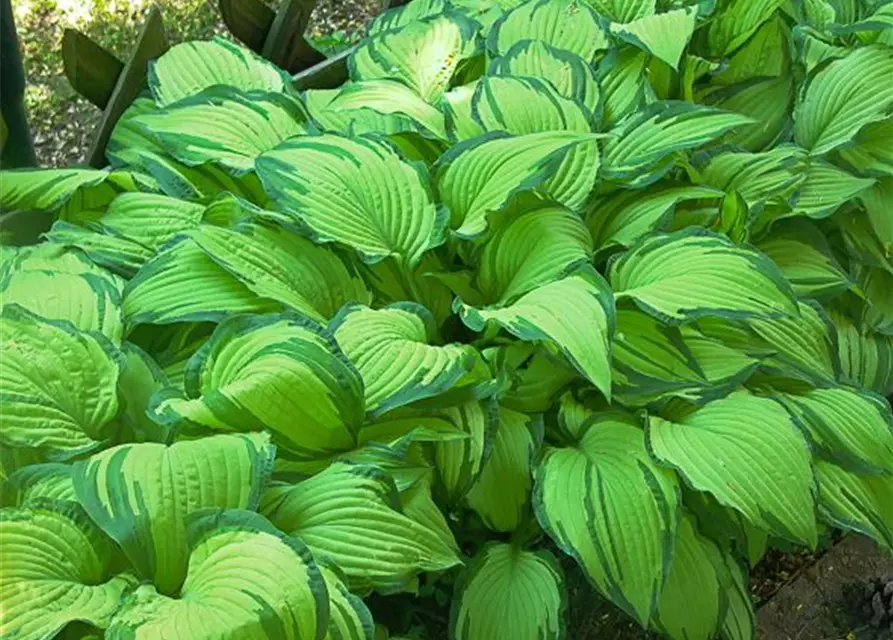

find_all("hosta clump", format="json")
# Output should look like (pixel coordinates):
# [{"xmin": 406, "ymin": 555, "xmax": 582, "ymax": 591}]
[{"xmin": 2, "ymin": 0, "xmax": 893, "ymax": 638}]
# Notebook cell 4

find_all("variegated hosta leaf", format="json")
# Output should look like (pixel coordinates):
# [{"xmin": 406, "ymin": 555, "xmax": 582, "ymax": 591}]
[
  {"xmin": 699, "ymin": 147, "xmax": 804, "ymax": 211},
  {"xmin": 0, "ymin": 500, "xmax": 137, "ymax": 640},
  {"xmin": 652, "ymin": 515, "xmax": 731, "ymax": 640},
  {"xmin": 257, "ymin": 134, "xmax": 443, "ymax": 267},
  {"xmin": 602, "ymin": 102, "xmax": 755, "ymax": 187},
  {"xmin": 434, "ymin": 399, "xmax": 498, "ymax": 503},
  {"xmin": 470, "ymin": 75, "xmax": 592, "ymax": 135},
  {"xmin": 705, "ymin": 0, "xmax": 784, "ymax": 56},
  {"xmin": 326, "ymin": 80, "xmax": 448, "ymax": 140},
  {"xmin": 861, "ymin": 178, "xmax": 893, "ymax": 254},
  {"xmin": 794, "ymin": 45, "xmax": 893, "ymax": 155},
  {"xmin": 0, "ymin": 463, "xmax": 76, "ymax": 507},
  {"xmin": 43, "ymin": 221, "xmax": 153, "ymax": 278},
  {"xmin": 99, "ymin": 192, "xmax": 205, "ymax": 251},
  {"xmin": 475, "ymin": 206, "xmax": 593, "ymax": 305},
  {"xmin": 261, "ymin": 462, "xmax": 461, "ymax": 591},
  {"xmin": 130, "ymin": 321, "xmax": 214, "ymax": 391},
  {"xmin": 789, "ymin": 161, "xmax": 874, "ymax": 218},
  {"xmin": 587, "ymin": 0, "xmax": 655, "ymax": 22},
  {"xmin": 609, "ymin": 228, "xmax": 799, "ymax": 324},
  {"xmin": 838, "ymin": 118, "xmax": 893, "ymax": 176},
  {"xmin": 350, "ymin": 13, "xmax": 479, "ymax": 103},
  {"xmin": 814, "ymin": 460, "xmax": 893, "ymax": 553},
  {"xmin": 450, "ymin": 544, "xmax": 565, "ymax": 640},
  {"xmin": 458, "ymin": 268, "xmax": 615, "ymax": 399},
  {"xmin": 488, "ymin": 40, "xmax": 601, "ymax": 118},
  {"xmin": 320, "ymin": 564, "xmax": 375, "ymax": 640},
  {"xmin": 399, "ymin": 473, "xmax": 459, "ymax": 556},
  {"xmin": 860, "ymin": 266, "xmax": 893, "ymax": 336},
  {"xmin": 0, "ymin": 266, "xmax": 124, "ymax": 344},
  {"xmin": 331, "ymin": 303, "xmax": 478, "ymax": 415},
  {"xmin": 436, "ymin": 130, "xmax": 602, "ymax": 238},
  {"xmin": 772, "ymin": 386, "xmax": 893, "ymax": 475},
  {"xmin": 499, "ymin": 345, "xmax": 579, "ymax": 414},
  {"xmin": 612, "ymin": 308, "xmax": 759, "ymax": 405},
  {"xmin": 535, "ymin": 413, "xmax": 679, "ymax": 625},
  {"xmin": 149, "ymin": 37, "xmax": 291, "ymax": 107},
  {"xmin": 114, "ymin": 342, "xmax": 170, "ymax": 444},
  {"xmin": 0, "ymin": 306, "xmax": 120, "ymax": 459},
  {"xmin": 586, "ymin": 185, "xmax": 723, "ymax": 256},
  {"xmin": 367, "ymin": 0, "xmax": 447, "ymax": 35},
  {"xmin": 132, "ymin": 88, "xmax": 309, "ymax": 175},
  {"xmin": 610, "ymin": 6, "xmax": 698, "ymax": 70},
  {"xmin": 107, "ymin": 509, "xmax": 327, "ymax": 640},
  {"xmin": 304, "ymin": 88, "xmax": 430, "ymax": 138},
  {"xmin": 648, "ymin": 389, "xmax": 817, "ymax": 546},
  {"xmin": 466, "ymin": 407, "xmax": 541, "ymax": 532},
  {"xmin": 72, "ymin": 433, "xmax": 276, "ymax": 596},
  {"xmin": 106, "ymin": 97, "xmax": 270, "ymax": 204},
  {"xmin": 705, "ymin": 75, "xmax": 794, "ymax": 152},
  {"xmin": 123, "ymin": 236, "xmax": 280, "ymax": 325},
  {"xmin": 488, "ymin": 0, "xmax": 609, "ymax": 63},
  {"xmin": 191, "ymin": 222, "xmax": 372, "ymax": 323},
  {"xmin": 0, "ymin": 168, "xmax": 136, "ymax": 217},
  {"xmin": 756, "ymin": 220, "xmax": 855, "ymax": 299},
  {"xmin": 155, "ymin": 314, "xmax": 364, "ymax": 458},
  {"xmin": 597, "ymin": 48, "xmax": 649, "ymax": 128}
]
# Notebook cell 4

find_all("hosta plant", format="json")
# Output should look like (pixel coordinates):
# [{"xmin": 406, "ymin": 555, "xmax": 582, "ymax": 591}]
[{"xmin": 2, "ymin": 0, "xmax": 893, "ymax": 638}]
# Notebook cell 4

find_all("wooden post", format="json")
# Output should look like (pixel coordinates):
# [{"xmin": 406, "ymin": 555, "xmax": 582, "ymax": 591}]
[
  {"xmin": 0, "ymin": 0, "xmax": 37, "ymax": 168},
  {"xmin": 62, "ymin": 6, "xmax": 169, "ymax": 168}
]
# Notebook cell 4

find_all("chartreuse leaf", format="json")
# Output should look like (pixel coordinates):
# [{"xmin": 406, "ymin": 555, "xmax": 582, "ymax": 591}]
[
  {"xmin": 610, "ymin": 6, "xmax": 698, "ymax": 70},
  {"xmin": 602, "ymin": 102, "xmax": 755, "ymax": 187},
  {"xmin": 499, "ymin": 346, "xmax": 579, "ymax": 413},
  {"xmin": 720, "ymin": 551, "xmax": 757, "ymax": 640},
  {"xmin": 587, "ymin": 185, "xmax": 723, "ymax": 256},
  {"xmin": 814, "ymin": 460, "xmax": 893, "ymax": 553},
  {"xmin": 149, "ymin": 37, "xmax": 291, "ymax": 107},
  {"xmin": 458, "ymin": 268, "xmax": 615, "ymax": 399},
  {"xmin": 612, "ymin": 308, "xmax": 758, "ymax": 404},
  {"xmin": 610, "ymin": 228, "xmax": 799, "ymax": 324},
  {"xmin": 466, "ymin": 407, "xmax": 540, "ymax": 532},
  {"xmin": 331, "ymin": 303, "xmax": 477, "ymax": 415},
  {"xmin": 106, "ymin": 509, "xmax": 327, "ymax": 640},
  {"xmin": 772, "ymin": 386, "xmax": 893, "ymax": 475},
  {"xmin": 0, "ymin": 463, "xmax": 76, "ymax": 506},
  {"xmin": 794, "ymin": 46, "xmax": 893, "ymax": 155},
  {"xmin": 488, "ymin": 0, "xmax": 609, "ymax": 63},
  {"xmin": 471, "ymin": 76, "xmax": 591, "ymax": 134},
  {"xmin": 648, "ymin": 389, "xmax": 818, "ymax": 546},
  {"xmin": 320, "ymin": 564, "xmax": 375, "ymax": 640},
  {"xmin": 1, "ymin": 267, "xmax": 124, "ymax": 344},
  {"xmin": 536, "ymin": 413, "xmax": 679, "ymax": 625},
  {"xmin": 476, "ymin": 206, "xmax": 593, "ymax": 305},
  {"xmin": 435, "ymin": 400, "xmax": 499, "ymax": 502},
  {"xmin": 450, "ymin": 544, "xmax": 565, "ymax": 640},
  {"xmin": 587, "ymin": 0, "xmax": 654, "ymax": 22},
  {"xmin": 0, "ymin": 500, "xmax": 137, "ymax": 639},
  {"xmin": 123, "ymin": 236, "xmax": 280, "ymax": 325},
  {"xmin": 257, "ymin": 134, "xmax": 443, "ymax": 267},
  {"xmin": 437, "ymin": 131, "xmax": 601, "ymax": 238},
  {"xmin": 191, "ymin": 222, "xmax": 372, "ymax": 323},
  {"xmin": 705, "ymin": 0, "xmax": 785, "ymax": 56},
  {"xmin": 350, "ymin": 13, "xmax": 479, "ymax": 102},
  {"xmin": 861, "ymin": 178, "xmax": 893, "ymax": 253},
  {"xmin": 699, "ymin": 147, "xmax": 804, "ymax": 210},
  {"xmin": 652, "ymin": 515, "xmax": 726, "ymax": 640},
  {"xmin": 155, "ymin": 314, "xmax": 363, "ymax": 458},
  {"xmin": 711, "ymin": 15, "xmax": 787, "ymax": 86},
  {"xmin": 132, "ymin": 88, "xmax": 309, "ymax": 175},
  {"xmin": 304, "ymin": 88, "xmax": 430, "ymax": 138},
  {"xmin": 72, "ymin": 433, "xmax": 276, "ymax": 596},
  {"xmin": 705, "ymin": 75, "xmax": 795, "ymax": 152},
  {"xmin": 400, "ymin": 471, "xmax": 460, "ymax": 556},
  {"xmin": 0, "ymin": 306, "xmax": 120, "ymax": 459},
  {"xmin": 488, "ymin": 40, "xmax": 601, "ymax": 117},
  {"xmin": 326, "ymin": 80, "xmax": 448, "ymax": 140},
  {"xmin": 756, "ymin": 220, "xmax": 855, "ymax": 298},
  {"xmin": 262, "ymin": 462, "xmax": 461, "ymax": 591},
  {"xmin": 129, "ymin": 322, "xmax": 213, "ymax": 392}
]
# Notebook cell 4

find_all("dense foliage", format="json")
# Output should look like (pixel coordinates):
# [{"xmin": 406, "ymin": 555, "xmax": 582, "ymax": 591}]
[{"xmin": 2, "ymin": 0, "xmax": 893, "ymax": 638}]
